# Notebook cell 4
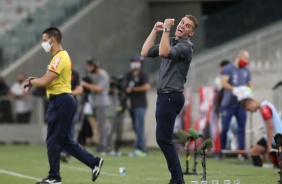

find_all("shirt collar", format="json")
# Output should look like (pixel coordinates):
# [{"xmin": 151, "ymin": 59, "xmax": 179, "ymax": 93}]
[{"xmin": 171, "ymin": 37, "xmax": 190, "ymax": 45}]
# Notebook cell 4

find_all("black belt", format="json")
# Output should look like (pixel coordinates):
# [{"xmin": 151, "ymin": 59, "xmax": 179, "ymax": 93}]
[
  {"xmin": 49, "ymin": 93, "xmax": 70, "ymax": 99},
  {"xmin": 157, "ymin": 89, "xmax": 182, "ymax": 94}
]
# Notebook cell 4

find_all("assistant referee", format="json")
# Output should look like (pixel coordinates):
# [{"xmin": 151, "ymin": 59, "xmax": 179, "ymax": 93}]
[{"xmin": 24, "ymin": 27, "xmax": 103, "ymax": 184}]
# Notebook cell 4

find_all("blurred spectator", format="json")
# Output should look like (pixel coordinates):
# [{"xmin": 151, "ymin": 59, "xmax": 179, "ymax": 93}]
[
  {"xmin": 10, "ymin": 72, "xmax": 33, "ymax": 123},
  {"xmin": 0, "ymin": 47, "xmax": 3, "ymax": 67},
  {"xmin": 241, "ymin": 98, "xmax": 282, "ymax": 168},
  {"xmin": 0, "ymin": 76, "xmax": 9, "ymax": 96},
  {"xmin": 78, "ymin": 73, "xmax": 97, "ymax": 146},
  {"xmin": 0, "ymin": 76, "xmax": 13, "ymax": 123},
  {"xmin": 214, "ymin": 60, "xmax": 230, "ymax": 116},
  {"xmin": 125, "ymin": 55, "xmax": 150, "ymax": 157},
  {"xmin": 214, "ymin": 60, "xmax": 238, "ymax": 151},
  {"xmin": 61, "ymin": 69, "xmax": 83, "ymax": 162},
  {"xmin": 220, "ymin": 50, "xmax": 252, "ymax": 160},
  {"xmin": 82, "ymin": 58, "xmax": 111, "ymax": 154},
  {"xmin": 32, "ymin": 86, "xmax": 48, "ymax": 123}
]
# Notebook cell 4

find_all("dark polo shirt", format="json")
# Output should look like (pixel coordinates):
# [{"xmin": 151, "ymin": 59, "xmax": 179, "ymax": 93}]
[{"xmin": 147, "ymin": 37, "xmax": 193, "ymax": 92}]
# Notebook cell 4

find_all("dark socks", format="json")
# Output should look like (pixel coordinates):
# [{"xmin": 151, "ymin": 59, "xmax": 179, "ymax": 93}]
[{"xmin": 251, "ymin": 155, "xmax": 262, "ymax": 167}]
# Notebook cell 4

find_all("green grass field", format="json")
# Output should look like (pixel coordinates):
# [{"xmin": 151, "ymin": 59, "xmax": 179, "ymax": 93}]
[{"xmin": 0, "ymin": 145, "xmax": 279, "ymax": 184}]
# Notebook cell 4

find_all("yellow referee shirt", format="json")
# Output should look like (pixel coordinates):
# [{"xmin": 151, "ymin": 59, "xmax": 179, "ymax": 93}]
[{"xmin": 46, "ymin": 50, "xmax": 72, "ymax": 98}]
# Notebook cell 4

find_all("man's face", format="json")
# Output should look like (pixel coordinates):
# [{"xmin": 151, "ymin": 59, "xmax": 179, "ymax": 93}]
[
  {"xmin": 245, "ymin": 101, "xmax": 257, "ymax": 112},
  {"xmin": 17, "ymin": 73, "xmax": 25, "ymax": 82},
  {"xmin": 42, "ymin": 33, "xmax": 51, "ymax": 43},
  {"xmin": 175, "ymin": 17, "xmax": 195, "ymax": 38},
  {"xmin": 86, "ymin": 64, "xmax": 95, "ymax": 73},
  {"xmin": 239, "ymin": 51, "xmax": 250, "ymax": 63}
]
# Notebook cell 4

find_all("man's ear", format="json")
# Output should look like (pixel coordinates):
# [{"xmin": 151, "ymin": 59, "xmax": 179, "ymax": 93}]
[{"xmin": 189, "ymin": 31, "xmax": 194, "ymax": 37}]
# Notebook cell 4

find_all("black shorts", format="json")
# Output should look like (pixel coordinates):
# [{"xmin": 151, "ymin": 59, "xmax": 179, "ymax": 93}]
[{"xmin": 257, "ymin": 137, "xmax": 276, "ymax": 149}]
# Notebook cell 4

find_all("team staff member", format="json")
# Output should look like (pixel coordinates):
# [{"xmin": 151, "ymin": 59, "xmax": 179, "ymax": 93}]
[
  {"xmin": 24, "ymin": 27, "xmax": 103, "ymax": 184},
  {"xmin": 241, "ymin": 98, "xmax": 282, "ymax": 167},
  {"xmin": 220, "ymin": 50, "xmax": 252, "ymax": 160},
  {"xmin": 141, "ymin": 15, "xmax": 198, "ymax": 184},
  {"xmin": 126, "ymin": 55, "xmax": 150, "ymax": 157}
]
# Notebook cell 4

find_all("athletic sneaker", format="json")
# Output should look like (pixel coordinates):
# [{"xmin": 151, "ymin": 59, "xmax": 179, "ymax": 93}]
[
  {"xmin": 128, "ymin": 149, "xmax": 147, "ymax": 157},
  {"xmin": 36, "ymin": 178, "xmax": 61, "ymax": 184},
  {"xmin": 92, "ymin": 158, "xmax": 104, "ymax": 182},
  {"xmin": 237, "ymin": 154, "xmax": 245, "ymax": 161},
  {"xmin": 60, "ymin": 152, "xmax": 70, "ymax": 163}
]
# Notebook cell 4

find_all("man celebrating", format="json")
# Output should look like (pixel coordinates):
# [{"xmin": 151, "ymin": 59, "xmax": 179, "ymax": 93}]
[
  {"xmin": 24, "ymin": 27, "xmax": 103, "ymax": 184},
  {"xmin": 241, "ymin": 98, "xmax": 282, "ymax": 167},
  {"xmin": 220, "ymin": 50, "xmax": 252, "ymax": 160},
  {"xmin": 141, "ymin": 15, "xmax": 198, "ymax": 184}
]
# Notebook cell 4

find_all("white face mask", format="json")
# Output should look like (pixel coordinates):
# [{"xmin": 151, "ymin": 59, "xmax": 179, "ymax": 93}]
[
  {"xmin": 130, "ymin": 62, "xmax": 141, "ymax": 70},
  {"xmin": 41, "ymin": 40, "xmax": 53, "ymax": 52}
]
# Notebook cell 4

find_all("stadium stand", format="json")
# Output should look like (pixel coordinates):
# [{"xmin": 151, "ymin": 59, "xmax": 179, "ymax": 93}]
[{"xmin": 0, "ymin": 0, "xmax": 93, "ymax": 68}]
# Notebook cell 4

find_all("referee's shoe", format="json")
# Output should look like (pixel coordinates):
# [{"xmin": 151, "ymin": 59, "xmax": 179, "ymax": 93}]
[
  {"xmin": 92, "ymin": 158, "xmax": 104, "ymax": 182},
  {"xmin": 36, "ymin": 178, "xmax": 61, "ymax": 184}
]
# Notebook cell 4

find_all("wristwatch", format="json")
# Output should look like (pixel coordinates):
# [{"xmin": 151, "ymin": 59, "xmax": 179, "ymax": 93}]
[{"xmin": 163, "ymin": 28, "xmax": 170, "ymax": 32}]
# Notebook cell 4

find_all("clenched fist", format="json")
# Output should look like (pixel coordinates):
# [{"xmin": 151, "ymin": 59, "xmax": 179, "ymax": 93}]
[
  {"xmin": 153, "ymin": 21, "xmax": 164, "ymax": 32},
  {"xmin": 163, "ymin": 18, "xmax": 175, "ymax": 29}
]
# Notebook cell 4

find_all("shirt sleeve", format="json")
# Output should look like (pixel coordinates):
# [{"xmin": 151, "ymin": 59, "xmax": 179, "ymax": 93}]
[
  {"xmin": 221, "ymin": 65, "xmax": 231, "ymax": 76},
  {"xmin": 147, "ymin": 45, "xmax": 159, "ymax": 58},
  {"xmin": 246, "ymin": 68, "xmax": 252, "ymax": 83},
  {"xmin": 260, "ymin": 105, "xmax": 272, "ymax": 120},
  {"xmin": 168, "ymin": 43, "xmax": 191, "ymax": 59},
  {"xmin": 48, "ymin": 56, "xmax": 65, "ymax": 74}
]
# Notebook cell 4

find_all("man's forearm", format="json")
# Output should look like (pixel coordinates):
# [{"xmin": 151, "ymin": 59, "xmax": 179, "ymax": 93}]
[
  {"xmin": 266, "ymin": 120, "xmax": 273, "ymax": 152},
  {"xmin": 159, "ymin": 31, "xmax": 171, "ymax": 57},
  {"xmin": 222, "ymin": 82, "xmax": 234, "ymax": 91},
  {"xmin": 141, "ymin": 29, "xmax": 158, "ymax": 57},
  {"xmin": 133, "ymin": 84, "xmax": 150, "ymax": 92}
]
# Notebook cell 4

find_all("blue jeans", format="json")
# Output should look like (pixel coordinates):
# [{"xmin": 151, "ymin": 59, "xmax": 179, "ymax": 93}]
[
  {"xmin": 156, "ymin": 92, "xmax": 185, "ymax": 184},
  {"xmin": 132, "ymin": 107, "xmax": 146, "ymax": 152},
  {"xmin": 220, "ymin": 106, "xmax": 247, "ymax": 150}
]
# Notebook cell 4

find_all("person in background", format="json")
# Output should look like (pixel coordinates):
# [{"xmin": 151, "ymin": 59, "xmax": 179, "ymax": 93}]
[
  {"xmin": 78, "ymin": 67, "xmax": 99, "ymax": 146},
  {"xmin": 0, "ymin": 76, "xmax": 9, "ymax": 96},
  {"xmin": 0, "ymin": 76, "xmax": 13, "ymax": 123},
  {"xmin": 60, "ymin": 69, "xmax": 83, "ymax": 162},
  {"xmin": 220, "ymin": 50, "xmax": 252, "ymax": 160},
  {"xmin": 125, "ymin": 55, "xmax": 150, "ymax": 157},
  {"xmin": 214, "ymin": 60, "xmax": 230, "ymax": 115},
  {"xmin": 82, "ymin": 58, "xmax": 111, "ymax": 154},
  {"xmin": 10, "ymin": 72, "xmax": 33, "ymax": 123},
  {"xmin": 241, "ymin": 98, "xmax": 281, "ymax": 168}
]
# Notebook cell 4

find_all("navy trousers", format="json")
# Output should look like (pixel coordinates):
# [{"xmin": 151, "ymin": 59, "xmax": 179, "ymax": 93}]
[
  {"xmin": 156, "ymin": 92, "xmax": 185, "ymax": 183},
  {"xmin": 46, "ymin": 94, "xmax": 98, "ymax": 180},
  {"xmin": 220, "ymin": 106, "xmax": 247, "ymax": 150}
]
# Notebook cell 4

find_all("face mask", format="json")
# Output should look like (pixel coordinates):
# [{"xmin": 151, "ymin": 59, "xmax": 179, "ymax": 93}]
[
  {"xmin": 238, "ymin": 58, "xmax": 248, "ymax": 68},
  {"xmin": 41, "ymin": 40, "xmax": 53, "ymax": 52},
  {"xmin": 130, "ymin": 62, "xmax": 141, "ymax": 70}
]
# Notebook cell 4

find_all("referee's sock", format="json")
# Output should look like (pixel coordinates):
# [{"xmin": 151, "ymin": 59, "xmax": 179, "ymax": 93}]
[{"xmin": 251, "ymin": 155, "xmax": 262, "ymax": 167}]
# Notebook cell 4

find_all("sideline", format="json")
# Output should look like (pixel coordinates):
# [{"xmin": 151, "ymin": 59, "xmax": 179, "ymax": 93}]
[
  {"xmin": 0, "ymin": 169, "xmax": 40, "ymax": 181},
  {"xmin": 60, "ymin": 164, "xmax": 120, "ymax": 177},
  {"xmin": 30, "ymin": 161, "xmax": 120, "ymax": 177}
]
